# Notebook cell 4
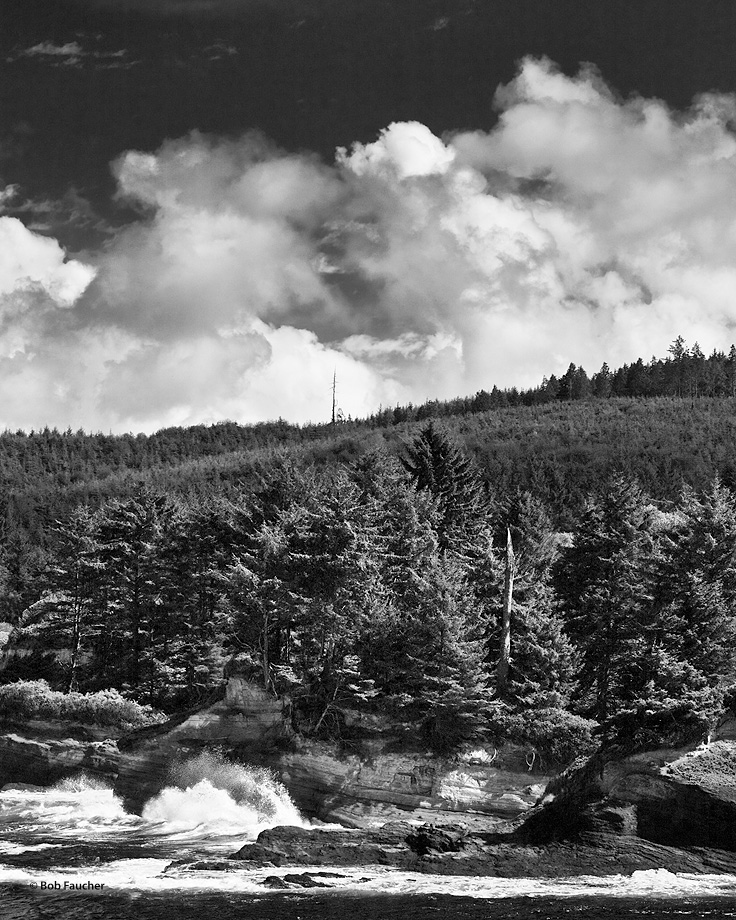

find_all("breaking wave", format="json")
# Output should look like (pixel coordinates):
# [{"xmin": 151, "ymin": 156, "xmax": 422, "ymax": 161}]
[
  {"xmin": 142, "ymin": 752, "xmax": 304, "ymax": 836},
  {"xmin": 1, "ymin": 764, "xmax": 735, "ymax": 904}
]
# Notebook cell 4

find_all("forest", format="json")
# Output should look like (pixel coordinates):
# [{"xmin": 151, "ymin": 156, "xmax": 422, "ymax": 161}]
[{"xmin": 1, "ymin": 339, "xmax": 736, "ymax": 764}]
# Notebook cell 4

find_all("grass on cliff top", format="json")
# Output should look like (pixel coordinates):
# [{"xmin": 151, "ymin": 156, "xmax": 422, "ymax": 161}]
[
  {"xmin": 0, "ymin": 679, "xmax": 165, "ymax": 730},
  {"xmin": 665, "ymin": 741, "xmax": 736, "ymax": 801}
]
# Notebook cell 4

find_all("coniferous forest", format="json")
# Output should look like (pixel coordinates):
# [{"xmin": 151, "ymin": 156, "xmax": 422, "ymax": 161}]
[{"xmin": 2, "ymin": 339, "xmax": 736, "ymax": 765}]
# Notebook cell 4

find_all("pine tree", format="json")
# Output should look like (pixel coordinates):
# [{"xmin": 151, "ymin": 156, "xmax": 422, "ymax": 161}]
[
  {"xmin": 402, "ymin": 422, "xmax": 488, "ymax": 554},
  {"xmin": 14, "ymin": 507, "xmax": 104, "ymax": 691},
  {"xmin": 555, "ymin": 476, "xmax": 655, "ymax": 722},
  {"xmin": 659, "ymin": 479, "xmax": 736, "ymax": 682}
]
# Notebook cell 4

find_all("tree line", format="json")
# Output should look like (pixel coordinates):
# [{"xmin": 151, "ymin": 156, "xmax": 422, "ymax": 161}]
[
  {"xmin": 4, "ymin": 423, "xmax": 735, "ymax": 761},
  {"xmin": 368, "ymin": 337, "xmax": 736, "ymax": 424}
]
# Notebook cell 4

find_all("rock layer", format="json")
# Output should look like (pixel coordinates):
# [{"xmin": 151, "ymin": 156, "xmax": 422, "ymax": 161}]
[
  {"xmin": 0, "ymin": 678, "xmax": 550, "ymax": 825},
  {"xmin": 521, "ymin": 738, "xmax": 736, "ymax": 853}
]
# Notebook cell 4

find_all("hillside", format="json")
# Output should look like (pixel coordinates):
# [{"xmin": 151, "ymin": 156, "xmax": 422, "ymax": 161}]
[{"xmin": 2, "ymin": 397, "xmax": 735, "ymax": 541}]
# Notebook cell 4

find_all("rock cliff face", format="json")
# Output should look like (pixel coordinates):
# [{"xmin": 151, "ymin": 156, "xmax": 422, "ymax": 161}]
[
  {"xmin": 277, "ymin": 739, "xmax": 546, "ymax": 827},
  {"xmin": 521, "ymin": 730, "xmax": 736, "ymax": 853},
  {"xmin": 0, "ymin": 677, "xmax": 550, "ymax": 825},
  {"xmin": 4, "ymin": 678, "xmax": 736, "ymax": 875},
  {"xmin": 229, "ymin": 724, "xmax": 736, "ymax": 877},
  {"xmin": 0, "ymin": 727, "xmax": 119, "ymax": 788},
  {"xmin": 113, "ymin": 678, "xmax": 293, "ymax": 810}
]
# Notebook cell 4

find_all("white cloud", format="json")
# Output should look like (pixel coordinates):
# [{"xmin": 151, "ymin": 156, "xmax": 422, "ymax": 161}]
[
  {"xmin": 9, "ymin": 40, "xmax": 131, "ymax": 68},
  {"xmin": 0, "ymin": 217, "xmax": 95, "ymax": 307},
  {"xmin": 339, "ymin": 122, "xmax": 456, "ymax": 179},
  {"xmin": 4, "ymin": 57, "xmax": 736, "ymax": 431},
  {"xmin": 23, "ymin": 42, "xmax": 85, "ymax": 58}
]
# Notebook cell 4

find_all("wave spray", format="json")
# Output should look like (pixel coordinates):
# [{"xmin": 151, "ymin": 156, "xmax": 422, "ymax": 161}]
[{"xmin": 142, "ymin": 751, "xmax": 304, "ymax": 839}]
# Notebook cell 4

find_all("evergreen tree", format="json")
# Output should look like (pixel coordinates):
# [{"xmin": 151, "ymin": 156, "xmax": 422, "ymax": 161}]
[
  {"xmin": 402, "ymin": 422, "xmax": 488, "ymax": 554},
  {"xmin": 659, "ymin": 480, "xmax": 736, "ymax": 682},
  {"xmin": 12, "ymin": 507, "xmax": 104, "ymax": 691},
  {"xmin": 592, "ymin": 363, "xmax": 613, "ymax": 398},
  {"xmin": 92, "ymin": 491, "xmax": 166, "ymax": 699},
  {"xmin": 555, "ymin": 476, "xmax": 655, "ymax": 721},
  {"xmin": 369, "ymin": 554, "xmax": 491, "ymax": 750},
  {"xmin": 474, "ymin": 493, "xmax": 577, "ymax": 707},
  {"xmin": 156, "ymin": 497, "xmax": 231, "ymax": 707}
]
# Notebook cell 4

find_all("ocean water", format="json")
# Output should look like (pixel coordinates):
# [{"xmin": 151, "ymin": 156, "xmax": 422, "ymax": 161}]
[{"xmin": 1, "ymin": 764, "xmax": 735, "ymax": 920}]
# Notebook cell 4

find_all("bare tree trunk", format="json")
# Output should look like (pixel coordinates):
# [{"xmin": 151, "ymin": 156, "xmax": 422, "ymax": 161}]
[
  {"xmin": 262, "ymin": 608, "xmax": 270, "ymax": 691},
  {"xmin": 496, "ymin": 527, "xmax": 515, "ymax": 695},
  {"xmin": 68, "ymin": 603, "xmax": 82, "ymax": 693},
  {"xmin": 67, "ymin": 564, "xmax": 82, "ymax": 693}
]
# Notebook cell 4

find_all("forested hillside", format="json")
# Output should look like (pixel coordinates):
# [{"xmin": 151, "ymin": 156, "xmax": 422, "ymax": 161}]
[{"xmin": 2, "ymin": 340, "xmax": 736, "ymax": 762}]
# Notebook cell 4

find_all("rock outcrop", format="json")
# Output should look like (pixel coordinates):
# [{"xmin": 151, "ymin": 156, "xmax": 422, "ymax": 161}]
[
  {"xmin": 0, "ymin": 722, "xmax": 119, "ymax": 788},
  {"xmin": 0, "ymin": 677, "xmax": 551, "ymax": 825},
  {"xmin": 8, "ymin": 677, "xmax": 736, "ymax": 873},
  {"xmin": 6, "ymin": 673, "xmax": 736, "ymax": 877},
  {"xmin": 276, "ymin": 738, "xmax": 547, "ymax": 827},
  {"xmin": 520, "ymin": 735, "xmax": 736, "ymax": 853},
  {"xmin": 113, "ymin": 678, "xmax": 292, "ymax": 810},
  {"xmin": 229, "ymin": 731, "xmax": 736, "ymax": 877},
  {"xmin": 230, "ymin": 819, "xmax": 736, "ymax": 877}
]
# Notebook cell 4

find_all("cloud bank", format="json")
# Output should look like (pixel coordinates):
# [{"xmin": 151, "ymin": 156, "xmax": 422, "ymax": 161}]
[{"xmin": 4, "ymin": 57, "xmax": 736, "ymax": 432}]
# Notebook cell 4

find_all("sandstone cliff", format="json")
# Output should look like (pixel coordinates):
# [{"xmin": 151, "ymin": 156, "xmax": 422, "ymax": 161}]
[
  {"xmin": 0, "ymin": 677, "xmax": 550, "ymax": 826},
  {"xmin": 520, "ymin": 719, "xmax": 736, "ymax": 853}
]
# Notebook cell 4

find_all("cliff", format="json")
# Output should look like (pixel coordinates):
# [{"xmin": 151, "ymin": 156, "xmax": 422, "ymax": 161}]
[
  {"xmin": 520, "ymin": 725, "xmax": 736, "ymax": 852},
  {"xmin": 0, "ymin": 677, "xmax": 550, "ymax": 827},
  {"xmin": 230, "ymin": 720, "xmax": 736, "ymax": 877},
  {"xmin": 4, "ymin": 676, "xmax": 736, "ymax": 877}
]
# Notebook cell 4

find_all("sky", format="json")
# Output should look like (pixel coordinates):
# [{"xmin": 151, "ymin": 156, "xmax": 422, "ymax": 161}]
[{"xmin": 4, "ymin": 0, "xmax": 736, "ymax": 432}]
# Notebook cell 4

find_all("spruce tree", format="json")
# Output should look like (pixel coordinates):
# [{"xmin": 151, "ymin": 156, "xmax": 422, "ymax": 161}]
[
  {"xmin": 555, "ymin": 476, "xmax": 654, "ymax": 722},
  {"xmin": 14, "ymin": 507, "xmax": 104, "ymax": 691},
  {"xmin": 92, "ymin": 491, "xmax": 166, "ymax": 699},
  {"xmin": 156, "ymin": 497, "xmax": 231, "ymax": 707},
  {"xmin": 402, "ymin": 422, "xmax": 488, "ymax": 554},
  {"xmin": 659, "ymin": 479, "xmax": 736, "ymax": 683}
]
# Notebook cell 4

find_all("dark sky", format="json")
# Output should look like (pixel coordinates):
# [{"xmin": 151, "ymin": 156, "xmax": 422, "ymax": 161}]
[{"xmin": 4, "ymin": 0, "xmax": 736, "ymax": 246}]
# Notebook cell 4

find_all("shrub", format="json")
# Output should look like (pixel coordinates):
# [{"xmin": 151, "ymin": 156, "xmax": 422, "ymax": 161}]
[
  {"xmin": 602, "ymin": 689, "xmax": 721, "ymax": 751},
  {"xmin": 485, "ymin": 700, "xmax": 597, "ymax": 768},
  {"xmin": 0, "ymin": 680, "xmax": 165, "ymax": 729},
  {"xmin": 519, "ymin": 708, "xmax": 598, "ymax": 766}
]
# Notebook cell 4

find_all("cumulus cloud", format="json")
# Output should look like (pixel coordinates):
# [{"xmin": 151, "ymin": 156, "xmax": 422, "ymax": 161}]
[{"xmin": 4, "ymin": 56, "xmax": 736, "ymax": 432}]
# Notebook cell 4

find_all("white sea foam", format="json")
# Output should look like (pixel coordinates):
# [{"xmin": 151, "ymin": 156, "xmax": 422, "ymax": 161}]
[
  {"xmin": 1, "ymin": 859, "xmax": 735, "ymax": 899},
  {"xmin": 140, "ymin": 752, "xmax": 304, "ymax": 843},
  {"xmin": 2, "ymin": 768, "xmax": 735, "ymax": 901},
  {"xmin": 0, "ymin": 841, "xmax": 61, "ymax": 854},
  {"xmin": 0, "ymin": 778, "xmax": 139, "ymax": 836},
  {"xmin": 142, "ymin": 778, "xmax": 303, "ymax": 838}
]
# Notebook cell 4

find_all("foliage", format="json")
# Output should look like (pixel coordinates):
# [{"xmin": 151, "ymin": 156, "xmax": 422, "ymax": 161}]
[
  {"xmin": 402, "ymin": 421, "xmax": 488, "ymax": 553},
  {"xmin": 555, "ymin": 476, "xmax": 656, "ymax": 721},
  {"xmin": 0, "ymin": 679, "xmax": 164, "ymax": 728},
  {"xmin": 484, "ymin": 700, "xmax": 597, "ymax": 768},
  {"xmin": 2, "ymin": 343, "xmax": 736, "ymax": 753}
]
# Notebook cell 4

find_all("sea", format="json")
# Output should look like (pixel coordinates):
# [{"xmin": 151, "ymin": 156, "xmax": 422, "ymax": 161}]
[{"xmin": 1, "ymin": 761, "xmax": 735, "ymax": 920}]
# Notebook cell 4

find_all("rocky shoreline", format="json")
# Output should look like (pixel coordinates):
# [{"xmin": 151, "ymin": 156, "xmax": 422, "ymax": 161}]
[
  {"xmin": 224, "ymin": 820, "xmax": 736, "ymax": 878},
  {"xmin": 2, "ymin": 677, "xmax": 736, "ymax": 879},
  {"xmin": 224, "ymin": 733, "xmax": 736, "ymax": 878},
  {"xmin": 0, "ymin": 678, "xmax": 553, "ymax": 825}
]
